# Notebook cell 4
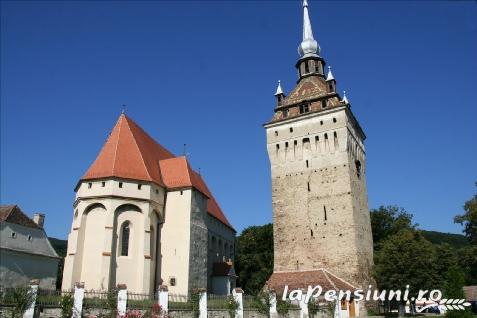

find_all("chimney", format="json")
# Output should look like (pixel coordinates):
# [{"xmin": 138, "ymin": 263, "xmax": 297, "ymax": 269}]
[{"xmin": 33, "ymin": 213, "xmax": 45, "ymax": 228}]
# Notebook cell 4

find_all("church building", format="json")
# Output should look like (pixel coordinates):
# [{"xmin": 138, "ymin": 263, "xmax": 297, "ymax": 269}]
[
  {"xmin": 62, "ymin": 114, "xmax": 236, "ymax": 295},
  {"xmin": 265, "ymin": 1, "xmax": 374, "ymax": 315}
]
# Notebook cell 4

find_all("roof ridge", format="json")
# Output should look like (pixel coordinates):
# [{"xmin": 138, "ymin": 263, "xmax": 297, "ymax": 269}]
[
  {"xmin": 323, "ymin": 268, "xmax": 357, "ymax": 289},
  {"xmin": 0, "ymin": 205, "xmax": 16, "ymax": 222},
  {"xmin": 321, "ymin": 268, "xmax": 337, "ymax": 290},
  {"xmin": 124, "ymin": 114, "xmax": 175, "ymax": 158},
  {"xmin": 111, "ymin": 115, "xmax": 123, "ymax": 176},
  {"xmin": 124, "ymin": 115, "xmax": 154, "ymax": 181}
]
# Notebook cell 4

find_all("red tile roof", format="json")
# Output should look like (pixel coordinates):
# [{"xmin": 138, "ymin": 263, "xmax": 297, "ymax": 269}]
[
  {"xmin": 0, "ymin": 205, "xmax": 40, "ymax": 229},
  {"xmin": 212, "ymin": 261, "xmax": 236, "ymax": 277},
  {"xmin": 267, "ymin": 269, "xmax": 357, "ymax": 295},
  {"xmin": 82, "ymin": 114, "xmax": 234, "ymax": 231}
]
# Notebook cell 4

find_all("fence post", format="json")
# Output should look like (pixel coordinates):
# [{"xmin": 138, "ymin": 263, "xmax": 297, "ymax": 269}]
[
  {"xmin": 299, "ymin": 292, "xmax": 308, "ymax": 318},
  {"xmin": 23, "ymin": 279, "xmax": 39, "ymax": 318},
  {"xmin": 117, "ymin": 284, "xmax": 128, "ymax": 317},
  {"xmin": 158, "ymin": 285, "xmax": 169, "ymax": 313},
  {"xmin": 269, "ymin": 290, "xmax": 277, "ymax": 318},
  {"xmin": 198, "ymin": 289, "xmax": 207, "ymax": 318},
  {"xmin": 72, "ymin": 282, "xmax": 85, "ymax": 318},
  {"xmin": 232, "ymin": 288, "xmax": 244, "ymax": 318}
]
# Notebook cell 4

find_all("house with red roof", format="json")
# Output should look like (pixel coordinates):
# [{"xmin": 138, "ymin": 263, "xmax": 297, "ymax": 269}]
[{"xmin": 62, "ymin": 114, "xmax": 236, "ymax": 295}]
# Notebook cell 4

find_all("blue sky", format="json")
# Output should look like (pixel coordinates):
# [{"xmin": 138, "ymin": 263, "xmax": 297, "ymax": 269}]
[{"xmin": 1, "ymin": 1, "xmax": 476, "ymax": 239}]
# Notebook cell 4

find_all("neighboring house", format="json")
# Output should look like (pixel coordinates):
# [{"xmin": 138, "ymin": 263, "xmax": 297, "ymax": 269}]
[
  {"xmin": 62, "ymin": 114, "xmax": 236, "ymax": 295},
  {"xmin": 464, "ymin": 286, "xmax": 477, "ymax": 313},
  {"xmin": 0, "ymin": 205, "xmax": 60, "ymax": 290},
  {"xmin": 211, "ymin": 260, "xmax": 237, "ymax": 295}
]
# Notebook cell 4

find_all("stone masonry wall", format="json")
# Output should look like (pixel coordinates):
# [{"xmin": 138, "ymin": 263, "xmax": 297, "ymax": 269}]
[
  {"xmin": 187, "ymin": 189, "xmax": 209, "ymax": 291},
  {"xmin": 265, "ymin": 107, "xmax": 374, "ymax": 289}
]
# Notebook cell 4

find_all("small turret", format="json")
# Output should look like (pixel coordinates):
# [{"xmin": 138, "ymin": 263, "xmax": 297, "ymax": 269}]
[
  {"xmin": 341, "ymin": 90, "xmax": 349, "ymax": 104},
  {"xmin": 326, "ymin": 66, "xmax": 336, "ymax": 92},
  {"xmin": 274, "ymin": 80, "xmax": 285, "ymax": 105}
]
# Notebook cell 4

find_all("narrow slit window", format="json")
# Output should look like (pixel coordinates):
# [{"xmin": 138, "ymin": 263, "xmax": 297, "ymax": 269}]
[
  {"xmin": 119, "ymin": 182, "xmax": 123, "ymax": 188},
  {"xmin": 324, "ymin": 133, "xmax": 328, "ymax": 139},
  {"xmin": 306, "ymin": 160, "xmax": 309, "ymax": 168},
  {"xmin": 355, "ymin": 160, "xmax": 362, "ymax": 178},
  {"xmin": 324, "ymin": 206, "xmax": 327, "ymax": 221},
  {"xmin": 307, "ymin": 182, "xmax": 311, "ymax": 192}
]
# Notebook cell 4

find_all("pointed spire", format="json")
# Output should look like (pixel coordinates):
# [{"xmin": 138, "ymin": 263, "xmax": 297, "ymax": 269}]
[
  {"xmin": 275, "ymin": 80, "xmax": 284, "ymax": 96},
  {"xmin": 326, "ymin": 66, "xmax": 335, "ymax": 81},
  {"xmin": 302, "ymin": 0, "xmax": 313, "ymax": 40},
  {"xmin": 298, "ymin": 0, "xmax": 320, "ymax": 58},
  {"xmin": 341, "ymin": 90, "xmax": 349, "ymax": 104}
]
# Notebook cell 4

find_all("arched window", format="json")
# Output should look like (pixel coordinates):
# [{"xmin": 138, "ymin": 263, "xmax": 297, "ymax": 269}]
[{"xmin": 121, "ymin": 221, "xmax": 130, "ymax": 256}]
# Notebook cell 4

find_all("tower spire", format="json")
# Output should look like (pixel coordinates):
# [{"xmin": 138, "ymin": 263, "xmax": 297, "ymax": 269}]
[
  {"xmin": 298, "ymin": 0, "xmax": 320, "ymax": 57},
  {"xmin": 274, "ymin": 80, "xmax": 284, "ymax": 96},
  {"xmin": 326, "ymin": 66, "xmax": 334, "ymax": 81},
  {"xmin": 341, "ymin": 90, "xmax": 349, "ymax": 104}
]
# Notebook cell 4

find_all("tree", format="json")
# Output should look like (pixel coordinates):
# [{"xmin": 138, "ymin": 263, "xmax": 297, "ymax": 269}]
[
  {"xmin": 454, "ymin": 183, "xmax": 477, "ymax": 245},
  {"xmin": 370, "ymin": 206, "xmax": 416, "ymax": 249},
  {"xmin": 235, "ymin": 224, "xmax": 273, "ymax": 295},
  {"xmin": 457, "ymin": 245, "xmax": 477, "ymax": 285},
  {"xmin": 374, "ymin": 229, "xmax": 439, "ymax": 317},
  {"xmin": 443, "ymin": 265, "xmax": 473, "ymax": 318}
]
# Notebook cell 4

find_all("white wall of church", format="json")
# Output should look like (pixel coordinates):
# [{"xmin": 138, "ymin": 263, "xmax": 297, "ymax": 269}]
[
  {"xmin": 62, "ymin": 180, "xmax": 166, "ymax": 293},
  {"xmin": 63, "ymin": 178, "xmax": 235, "ymax": 296},
  {"xmin": 160, "ymin": 189, "xmax": 193, "ymax": 295}
]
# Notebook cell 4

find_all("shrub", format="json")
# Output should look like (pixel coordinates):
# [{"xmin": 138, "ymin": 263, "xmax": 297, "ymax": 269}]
[
  {"xmin": 60, "ymin": 293, "xmax": 74, "ymax": 318},
  {"xmin": 225, "ymin": 296, "xmax": 239, "ymax": 318},
  {"xmin": 307, "ymin": 298, "xmax": 319, "ymax": 318},
  {"xmin": 253, "ymin": 290, "xmax": 271, "ymax": 315},
  {"xmin": 276, "ymin": 299, "xmax": 291, "ymax": 317}
]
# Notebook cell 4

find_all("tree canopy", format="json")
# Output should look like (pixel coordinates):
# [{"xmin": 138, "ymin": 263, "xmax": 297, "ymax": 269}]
[{"xmin": 235, "ymin": 223, "xmax": 273, "ymax": 294}]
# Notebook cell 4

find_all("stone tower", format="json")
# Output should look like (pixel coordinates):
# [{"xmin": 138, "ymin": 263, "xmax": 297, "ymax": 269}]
[{"xmin": 265, "ymin": 0, "xmax": 374, "ymax": 293}]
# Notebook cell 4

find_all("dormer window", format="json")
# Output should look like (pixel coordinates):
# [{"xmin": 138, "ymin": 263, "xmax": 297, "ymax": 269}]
[
  {"xmin": 299, "ymin": 103, "xmax": 310, "ymax": 114},
  {"xmin": 321, "ymin": 100, "xmax": 327, "ymax": 108},
  {"xmin": 11, "ymin": 232, "xmax": 16, "ymax": 238},
  {"xmin": 282, "ymin": 109, "xmax": 289, "ymax": 118}
]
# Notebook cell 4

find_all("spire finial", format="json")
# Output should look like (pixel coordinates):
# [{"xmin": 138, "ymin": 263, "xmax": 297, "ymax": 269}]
[
  {"xmin": 326, "ymin": 66, "xmax": 335, "ymax": 81},
  {"xmin": 121, "ymin": 104, "xmax": 126, "ymax": 114},
  {"xmin": 275, "ymin": 80, "xmax": 284, "ymax": 96},
  {"xmin": 341, "ymin": 90, "xmax": 349, "ymax": 104},
  {"xmin": 298, "ymin": 0, "xmax": 320, "ymax": 57}
]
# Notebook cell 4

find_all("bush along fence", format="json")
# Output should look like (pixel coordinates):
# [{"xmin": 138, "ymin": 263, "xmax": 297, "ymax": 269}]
[{"xmin": 0, "ymin": 283, "xmax": 339, "ymax": 318}]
